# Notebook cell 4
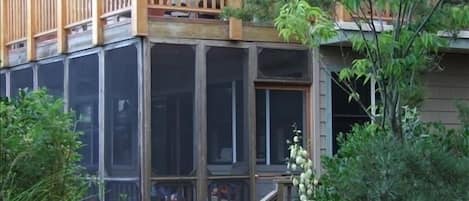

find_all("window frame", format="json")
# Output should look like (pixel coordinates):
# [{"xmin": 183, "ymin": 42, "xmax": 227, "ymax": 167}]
[{"xmin": 254, "ymin": 82, "xmax": 312, "ymax": 172}]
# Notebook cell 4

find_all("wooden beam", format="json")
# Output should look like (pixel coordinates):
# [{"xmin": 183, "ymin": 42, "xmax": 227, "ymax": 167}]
[
  {"xmin": 131, "ymin": 0, "xmax": 148, "ymax": 36},
  {"xmin": 27, "ymin": 0, "xmax": 36, "ymax": 61},
  {"xmin": 57, "ymin": 0, "xmax": 67, "ymax": 53},
  {"xmin": 92, "ymin": 0, "xmax": 104, "ymax": 45},
  {"xmin": 247, "ymin": 46, "xmax": 257, "ymax": 201},
  {"xmin": 228, "ymin": 0, "xmax": 242, "ymax": 40},
  {"xmin": 0, "ymin": 0, "xmax": 8, "ymax": 67},
  {"xmin": 195, "ymin": 43, "xmax": 207, "ymax": 201}
]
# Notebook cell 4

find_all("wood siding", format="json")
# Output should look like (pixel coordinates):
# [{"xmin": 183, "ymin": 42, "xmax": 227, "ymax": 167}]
[{"xmin": 421, "ymin": 53, "xmax": 469, "ymax": 128}]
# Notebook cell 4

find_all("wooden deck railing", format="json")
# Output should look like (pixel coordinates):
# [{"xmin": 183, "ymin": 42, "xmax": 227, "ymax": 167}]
[
  {"xmin": 0, "ymin": 0, "xmax": 241, "ymax": 67},
  {"xmin": 335, "ymin": 3, "xmax": 393, "ymax": 23}
]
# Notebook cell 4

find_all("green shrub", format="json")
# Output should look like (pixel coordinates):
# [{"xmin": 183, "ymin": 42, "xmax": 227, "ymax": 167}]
[
  {"xmin": 0, "ymin": 90, "xmax": 87, "ymax": 201},
  {"xmin": 289, "ymin": 107, "xmax": 469, "ymax": 201}
]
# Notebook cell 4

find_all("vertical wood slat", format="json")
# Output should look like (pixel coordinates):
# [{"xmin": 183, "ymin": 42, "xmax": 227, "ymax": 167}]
[
  {"xmin": 27, "ymin": 0, "xmax": 36, "ymax": 61},
  {"xmin": 228, "ymin": 0, "xmax": 242, "ymax": 40},
  {"xmin": 92, "ymin": 0, "xmax": 103, "ymax": 45},
  {"xmin": 0, "ymin": 0, "xmax": 8, "ymax": 67},
  {"xmin": 57, "ymin": 0, "xmax": 67, "ymax": 53},
  {"xmin": 131, "ymin": 0, "xmax": 148, "ymax": 36}
]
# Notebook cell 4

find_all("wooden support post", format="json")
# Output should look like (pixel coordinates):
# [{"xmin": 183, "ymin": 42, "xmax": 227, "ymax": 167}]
[
  {"xmin": 335, "ymin": 2, "xmax": 351, "ymax": 22},
  {"xmin": 92, "ymin": 0, "xmax": 104, "ymax": 45},
  {"xmin": 228, "ymin": 0, "xmax": 242, "ymax": 40},
  {"xmin": 131, "ymin": 0, "xmax": 148, "ymax": 36},
  {"xmin": 57, "ymin": 0, "xmax": 67, "ymax": 53},
  {"xmin": 27, "ymin": 0, "xmax": 36, "ymax": 61},
  {"xmin": 0, "ymin": 0, "xmax": 8, "ymax": 67}
]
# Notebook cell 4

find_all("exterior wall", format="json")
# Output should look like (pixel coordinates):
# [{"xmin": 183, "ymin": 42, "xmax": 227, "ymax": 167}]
[
  {"xmin": 318, "ymin": 46, "xmax": 359, "ymax": 157},
  {"xmin": 421, "ymin": 53, "xmax": 469, "ymax": 128}
]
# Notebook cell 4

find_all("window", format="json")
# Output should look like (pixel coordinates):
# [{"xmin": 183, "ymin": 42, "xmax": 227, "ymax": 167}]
[
  {"xmin": 258, "ymin": 48, "xmax": 309, "ymax": 80},
  {"xmin": 38, "ymin": 61, "xmax": 64, "ymax": 98},
  {"xmin": 150, "ymin": 181, "xmax": 195, "ymax": 201},
  {"xmin": 206, "ymin": 47, "xmax": 248, "ymax": 175},
  {"xmin": 0, "ymin": 73, "xmax": 5, "ymax": 97},
  {"xmin": 10, "ymin": 67, "xmax": 33, "ymax": 97},
  {"xmin": 69, "ymin": 54, "xmax": 99, "ymax": 174},
  {"xmin": 105, "ymin": 46, "xmax": 139, "ymax": 177},
  {"xmin": 105, "ymin": 181, "xmax": 140, "ymax": 201},
  {"xmin": 151, "ymin": 44, "xmax": 196, "ymax": 176},
  {"xmin": 331, "ymin": 74, "xmax": 371, "ymax": 154},
  {"xmin": 256, "ymin": 89, "xmax": 305, "ymax": 165},
  {"xmin": 208, "ymin": 180, "xmax": 249, "ymax": 201}
]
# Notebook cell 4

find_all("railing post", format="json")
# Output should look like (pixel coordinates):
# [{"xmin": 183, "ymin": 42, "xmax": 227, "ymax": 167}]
[
  {"xmin": 0, "ymin": 0, "xmax": 8, "ymax": 67},
  {"xmin": 57, "ymin": 0, "xmax": 67, "ymax": 53},
  {"xmin": 335, "ymin": 2, "xmax": 351, "ymax": 22},
  {"xmin": 92, "ymin": 0, "xmax": 104, "ymax": 45},
  {"xmin": 228, "ymin": 0, "xmax": 242, "ymax": 40},
  {"xmin": 27, "ymin": 0, "xmax": 36, "ymax": 61},
  {"xmin": 131, "ymin": 0, "xmax": 148, "ymax": 36}
]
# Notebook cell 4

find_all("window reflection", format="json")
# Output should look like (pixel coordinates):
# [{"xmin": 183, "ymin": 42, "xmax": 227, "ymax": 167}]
[
  {"xmin": 151, "ymin": 44, "xmax": 195, "ymax": 176},
  {"xmin": 69, "ymin": 54, "xmax": 99, "ymax": 174}
]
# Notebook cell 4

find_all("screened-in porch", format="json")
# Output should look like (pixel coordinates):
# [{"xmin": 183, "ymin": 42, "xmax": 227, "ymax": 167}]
[{"xmin": 0, "ymin": 38, "xmax": 313, "ymax": 201}]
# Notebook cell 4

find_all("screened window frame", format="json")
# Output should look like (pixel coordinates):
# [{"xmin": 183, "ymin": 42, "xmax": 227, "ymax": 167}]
[
  {"xmin": 9, "ymin": 64, "xmax": 35, "ymax": 97},
  {"xmin": 37, "ymin": 56, "xmax": 66, "ymax": 99},
  {"xmin": 254, "ymin": 83, "xmax": 312, "ymax": 172},
  {"xmin": 205, "ymin": 46, "xmax": 251, "ymax": 178},
  {"xmin": 256, "ymin": 46, "xmax": 312, "ymax": 81}
]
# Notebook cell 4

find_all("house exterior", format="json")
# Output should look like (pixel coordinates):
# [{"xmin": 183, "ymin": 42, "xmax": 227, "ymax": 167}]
[{"xmin": 0, "ymin": 1, "xmax": 467, "ymax": 201}]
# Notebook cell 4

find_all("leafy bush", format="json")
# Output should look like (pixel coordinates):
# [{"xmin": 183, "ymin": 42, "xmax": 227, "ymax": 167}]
[
  {"xmin": 288, "ymin": 107, "xmax": 469, "ymax": 201},
  {"xmin": 0, "ymin": 90, "xmax": 87, "ymax": 201}
]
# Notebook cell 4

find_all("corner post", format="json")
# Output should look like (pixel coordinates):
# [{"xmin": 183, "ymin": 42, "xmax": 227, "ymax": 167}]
[
  {"xmin": 92, "ymin": 0, "xmax": 104, "ymax": 45},
  {"xmin": 27, "ymin": 0, "xmax": 36, "ymax": 61},
  {"xmin": 0, "ymin": 0, "xmax": 8, "ymax": 67},
  {"xmin": 131, "ymin": 0, "xmax": 148, "ymax": 36},
  {"xmin": 57, "ymin": 0, "xmax": 67, "ymax": 53},
  {"xmin": 228, "ymin": 0, "xmax": 242, "ymax": 40}
]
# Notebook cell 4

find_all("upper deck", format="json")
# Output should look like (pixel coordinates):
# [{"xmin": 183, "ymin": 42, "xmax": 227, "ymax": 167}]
[{"xmin": 0, "ymin": 0, "xmax": 467, "ymax": 67}]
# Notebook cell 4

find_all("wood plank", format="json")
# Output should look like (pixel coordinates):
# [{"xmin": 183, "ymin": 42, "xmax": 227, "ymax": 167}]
[
  {"xmin": 229, "ymin": 18, "xmax": 242, "ymax": 40},
  {"xmin": 195, "ymin": 43, "xmax": 208, "ymax": 201},
  {"xmin": 92, "ymin": 0, "xmax": 104, "ymax": 45},
  {"xmin": 0, "ymin": 0, "xmax": 8, "ymax": 67},
  {"xmin": 57, "ymin": 0, "xmax": 67, "ymax": 53},
  {"xmin": 131, "ymin": 0, "xmax": 148, "ymax": 36},
  {"xmin": 247, "ymin": 46, "xmax": 257, "ymax": 201},
  {"xmin": 27, "ymin": 0, "xmax": 37, "ymax": 61}
]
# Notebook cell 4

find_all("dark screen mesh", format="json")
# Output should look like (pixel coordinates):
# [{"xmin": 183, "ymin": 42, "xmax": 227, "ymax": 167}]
[
  {"xmin": 258, "ymin": 49, "xmax": 308, "ymax": 79},
  {"xmin": 10, "ymin": 68, "xmax": 33, "ymax": 97},
  {"xmin": 38, "ymin": 61, "xmax": 64, "ymax": 98},
  {"xmin": 104, "ymin": 45, "xmax": 139, "ymax": 177},
  {"xmin": 69, "ymin": 54, "xmax": 99, "ymax": 174},
  {"xmin": 151, "ymin": 44, "xmax": 195, "ymax": 176},
  {"xmin": 0, "ymin": 73, "xmax": 5, "ymax": 97},
  {"xmin": 206, "ymin": 47, "xmax": 247, "ymax": 175}
]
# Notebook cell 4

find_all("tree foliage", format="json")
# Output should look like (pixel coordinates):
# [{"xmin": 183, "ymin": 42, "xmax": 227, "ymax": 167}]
[
  {"xmin": 0, "ymin": 90, "xmax": 87, "ymax": 201},
  {"xmin": 275, "ymin": 0, "xmax": 469, "ymax": 140}
]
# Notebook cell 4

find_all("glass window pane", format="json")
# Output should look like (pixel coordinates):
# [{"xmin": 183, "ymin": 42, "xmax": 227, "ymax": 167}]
[
  {"xmin": 270, "ymin": 90, "xmax": 303, "ymax": 164},
  {"xmin": 38, "ymin": 61, "xmax": 64, "ymax": 98},
  {"xmin": 256, "ymin": 89, "xmax": 304, "ymax": 165},
  {"xmin": 0, "ymin": 73, "xmax": 6, "ymax": 97},
  {"xmin": 69, "ymin": 54, "xmax": 99, "ymax": 174},
  {"xmin": 105, "ymin": 181, "xmax": 140, "ymax": 201},
  {"xmin": 10, "ymin": 68, "xmax": 33, "ymax": 97},
  {"xmin": 105, "ymin": 46, "xmax": 139, "ymax": 177},
  {"xmin": 207, "ymin": 47, "xmax": 248, "ymax": 175},
  {"xmin": 151, "ymin": 181, "xmax": 195, "ymax": 201},
  {"xmin": 208, "ymin": 180, "xmax": 249, "ymax": 201},
  {"xmin": 151, "ymin": 44, "xmax": 195, "ymax": 176},
  {"xmin": 258, "ymin": 49, "xmax": 308, "ymax": 79}
]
